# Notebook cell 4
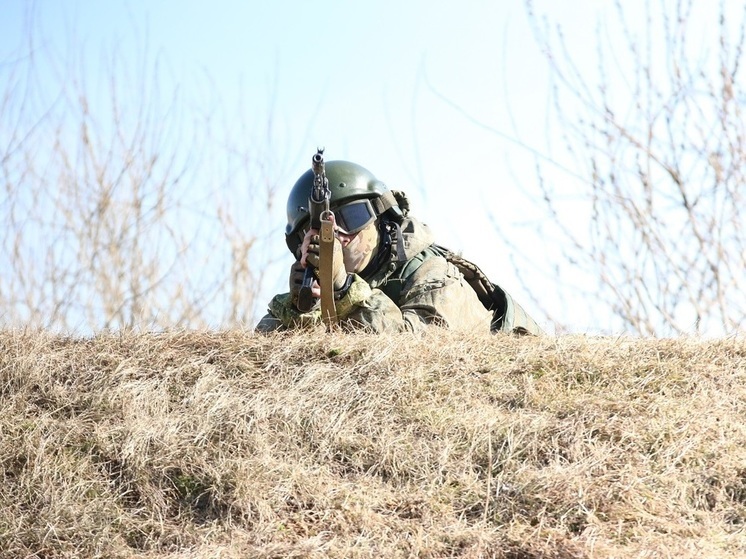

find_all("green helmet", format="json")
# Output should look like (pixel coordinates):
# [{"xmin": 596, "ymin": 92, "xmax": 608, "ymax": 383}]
[{"xmin": 285, "ymin": 160, "xmax": 399, "ymax": 254}]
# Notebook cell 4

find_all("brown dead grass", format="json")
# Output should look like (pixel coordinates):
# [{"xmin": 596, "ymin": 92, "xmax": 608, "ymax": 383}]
[{"xmin": 1, "ymin": 328, "xmax": 745, "ymax": 558}]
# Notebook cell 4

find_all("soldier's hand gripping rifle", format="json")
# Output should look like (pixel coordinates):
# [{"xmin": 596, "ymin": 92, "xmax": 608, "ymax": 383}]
[{"xmin": 297, "ymin": 149, "xmax": 338, "ymax": 325}]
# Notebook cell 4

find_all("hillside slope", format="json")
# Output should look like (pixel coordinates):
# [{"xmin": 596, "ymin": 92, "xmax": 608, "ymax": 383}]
[{"xmin": 1, "ymin": 329, "xmax": 745, "ymax": 558}]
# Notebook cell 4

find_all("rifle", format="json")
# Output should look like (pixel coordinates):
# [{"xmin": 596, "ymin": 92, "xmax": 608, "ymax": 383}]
[{"xmin": 297, "ymin": 148, "xmax": 338, "ymax": 325}]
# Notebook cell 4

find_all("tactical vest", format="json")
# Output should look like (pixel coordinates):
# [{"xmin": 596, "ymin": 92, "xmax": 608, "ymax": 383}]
[{"xmin": 377, "ymin": 244, "xmax": 544, "ymax": 336}]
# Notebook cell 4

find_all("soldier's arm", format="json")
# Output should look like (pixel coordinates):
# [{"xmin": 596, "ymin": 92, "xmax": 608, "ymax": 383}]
[
  {"xmin": 342, "ymin": 256, "xmax": 492, "ymax": 332},
  {"xmin": 256, "ymin": 256, "xmax": 490, "ymax": 333}
]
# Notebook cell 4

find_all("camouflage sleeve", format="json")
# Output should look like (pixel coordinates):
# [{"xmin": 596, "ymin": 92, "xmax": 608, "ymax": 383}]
[
  {"xmin": 254, "ymin": 312, "xmax": 284, "ymax": 332},
  {"xmin": 255, "ymin": 258, "xmax": 491, "ymax": 333},
  {"xmin": 344, "ymin": 255, "xmax": 493, "ymax": 333},
  {"xmin": 253, "ymin": 275, "xmax": 379, "ymax": 331}
]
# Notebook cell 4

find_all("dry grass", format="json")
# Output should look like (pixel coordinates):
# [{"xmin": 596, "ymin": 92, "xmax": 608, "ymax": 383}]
[{"xmin": 1, "ymin": 328, "xmax": 745, "ymax": 558}]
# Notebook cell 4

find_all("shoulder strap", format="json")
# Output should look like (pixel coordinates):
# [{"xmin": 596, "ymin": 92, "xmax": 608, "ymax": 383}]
[
  {"xmin": 431, "ymin": 244, "xmax": 544, "ymax": 336},
  {"xmin": 378, "ymin": 245, "xmax": 440, "ymax": 303},
  {"xmin": 377, "ymin": 242, "xmax": 544, "ymax": 335}
]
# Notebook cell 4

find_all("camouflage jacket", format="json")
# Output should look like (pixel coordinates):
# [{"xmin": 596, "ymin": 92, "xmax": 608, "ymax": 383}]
[{"xmin": 255, "ymin": 216, "xmax": 543, "ymax": 335}]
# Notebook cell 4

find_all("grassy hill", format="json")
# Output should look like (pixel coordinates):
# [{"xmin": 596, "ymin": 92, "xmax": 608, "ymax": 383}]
[{"xmin": 1, "ymin": 328, "xmax": 745, "ymax": 558}]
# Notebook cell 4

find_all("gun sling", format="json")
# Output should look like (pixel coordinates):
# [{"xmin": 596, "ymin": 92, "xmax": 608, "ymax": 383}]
[{"xmin": 319, "ymin": 214, "xmax": 338, "ymax": 325}]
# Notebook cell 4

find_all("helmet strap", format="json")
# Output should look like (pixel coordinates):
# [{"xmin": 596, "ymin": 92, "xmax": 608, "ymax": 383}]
[{"xmin": 389, "ymin": 221, "xmax": 409, "ymax": 262}]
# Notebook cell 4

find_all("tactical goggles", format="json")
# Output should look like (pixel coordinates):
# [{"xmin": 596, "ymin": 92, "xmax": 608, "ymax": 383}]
[{"xmin": 331, "ymin": 199, "xmax": 377, "ymax": 235}]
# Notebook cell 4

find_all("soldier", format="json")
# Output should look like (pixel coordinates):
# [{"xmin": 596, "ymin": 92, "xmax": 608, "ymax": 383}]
[{"xmin": 255, "ymin": 159, "xmax": 543, "ymax": 334}]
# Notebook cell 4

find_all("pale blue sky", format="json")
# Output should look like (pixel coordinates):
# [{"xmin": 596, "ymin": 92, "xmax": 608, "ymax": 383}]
[
  {"xmin": 1, "ymin": 0, "xmax": 570, "ymax": 206},
  {"xmin": 2, "ymin": 1, "xmax": 738, "ymax": 333}
]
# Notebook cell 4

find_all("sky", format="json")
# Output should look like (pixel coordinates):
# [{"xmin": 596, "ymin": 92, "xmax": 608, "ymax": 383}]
[{"xmin": 1, "ymin": 0, "xmax": 740, "ymax": 334}]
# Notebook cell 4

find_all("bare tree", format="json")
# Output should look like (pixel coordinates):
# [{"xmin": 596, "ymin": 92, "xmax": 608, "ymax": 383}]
[
  {"xmin": 503, "ymin": 0, "xmax": 746, "ymax": 336},
  {"xmin": 0, "ymin": 11, "xmax": 282, "ymax": 332}
]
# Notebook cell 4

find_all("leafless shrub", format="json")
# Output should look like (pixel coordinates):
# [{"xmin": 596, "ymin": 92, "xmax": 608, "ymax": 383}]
[
  {"xmin": 503, "ymin": 0, "xmax": 746, "ymax": 335},
  {"xmin": 0, "ymin": 10, "xmax": 282, "ymax": 332}
]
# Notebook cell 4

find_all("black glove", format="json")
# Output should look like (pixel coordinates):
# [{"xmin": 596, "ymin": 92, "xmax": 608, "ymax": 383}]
[{"xmin": 289, "ymin": 260, "xmax": 318, "ymax": 308}]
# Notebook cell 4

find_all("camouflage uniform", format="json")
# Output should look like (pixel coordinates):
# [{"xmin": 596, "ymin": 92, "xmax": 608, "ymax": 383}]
[
  {"xmin": 255, "ymin": 158, "xmax": 543, "ymax": 335},
  {"xmin": 256, "ymin": 215, "xmax": 542, "ymax": 334}
]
